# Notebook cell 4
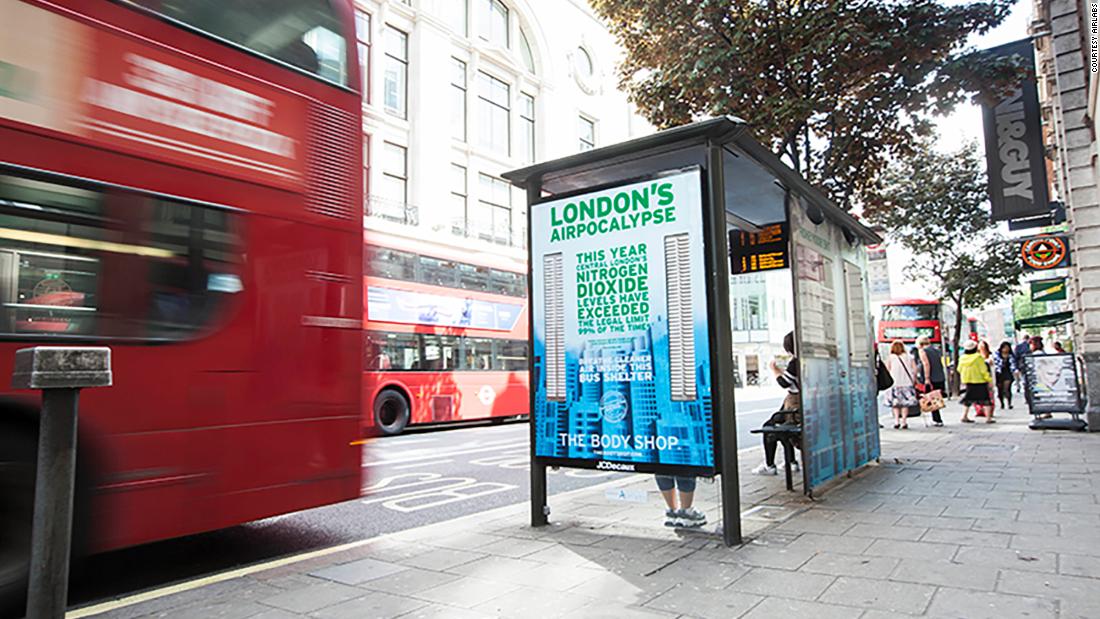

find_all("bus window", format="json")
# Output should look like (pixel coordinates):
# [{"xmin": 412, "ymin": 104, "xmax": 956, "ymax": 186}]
[
  {"xmin": 461, "ymin": 337, "xmax": 494, "ymax": 370},
  {"xmin": 124, "ymin": 0, "xmax": 350, "ymax": 86},
  {"xmin": 0, "ymin": 169, "xmax": 242, "ymax": 340},
  {"xmin": 366, "ymin": 247, "xmax": 415, "ymax": 280},
  {"xmin": 369, "ymin": 331, "xmax": 418, "ymax": 369},
  {"xmin": 457, "ymin": 263, "xmax": 491, "ymax": 292},
  {"xmin": 495, "ymin": 339, "xmax": 527, "ymax": 371},
  {"xmin": 882, "ymin": 304, "xmax": 938, "ymax": 322},
  {"xmin": 418, "ymin": 256, "xmax": 458, "ymax": 288}
]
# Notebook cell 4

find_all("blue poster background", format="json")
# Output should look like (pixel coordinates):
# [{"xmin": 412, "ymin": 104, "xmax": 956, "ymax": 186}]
[{"xmin": 530, "ymin": 170, "xmax": 714, "ymax": 471}]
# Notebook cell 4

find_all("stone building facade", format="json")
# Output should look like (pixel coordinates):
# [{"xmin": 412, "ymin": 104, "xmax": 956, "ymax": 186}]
[{"xmin": 1031, "ymin": 0, "xmax": 1100, "ymax": 428}]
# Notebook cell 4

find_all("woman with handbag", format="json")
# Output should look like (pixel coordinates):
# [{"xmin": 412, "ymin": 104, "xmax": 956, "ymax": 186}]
[
  {"xmin": 993, "ymin": 341, "xmax": 1017, "ymax": 409},
  {"xmin": 886, "ymin": 340, "xmax": 919, "ymax": 429},
  {"xmin": 914, "ymin": 336, "xmax": 947, "ymax": 426}
]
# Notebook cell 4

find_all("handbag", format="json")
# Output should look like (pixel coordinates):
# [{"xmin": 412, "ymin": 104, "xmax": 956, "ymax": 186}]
[
  {"xmin": 876, "ymin": 356, "xmax": 893, "ymax": 392},
  {"xmin": 919, "ymin": 389, "xmax": 946, "ymax": 412}
]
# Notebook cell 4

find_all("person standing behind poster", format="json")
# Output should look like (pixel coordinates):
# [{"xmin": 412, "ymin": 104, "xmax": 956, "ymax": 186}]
[{"xmin": 654, "ymin": 476, "xmax": 706, "ymax": 528}]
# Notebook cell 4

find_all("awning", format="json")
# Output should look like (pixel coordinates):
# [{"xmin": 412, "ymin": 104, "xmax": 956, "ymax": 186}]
[{"xmin": 1015, "ymin": 311, "xmax": 1074, "ymax": 330}]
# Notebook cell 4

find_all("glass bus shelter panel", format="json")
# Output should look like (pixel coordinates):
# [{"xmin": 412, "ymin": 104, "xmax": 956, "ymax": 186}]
[
  {"xmin": 790, "ymin": 196, "xmax": 878, "ymax": 493},
  {"xmin": 721, "ymin": 148, "xmax": 787, "ymax": 227}
]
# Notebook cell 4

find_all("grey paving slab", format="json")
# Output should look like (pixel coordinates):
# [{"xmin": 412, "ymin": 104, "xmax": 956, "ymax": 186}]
[
  {"xmin": 395, "ymin": 603, "xmax": 499, "ymax": 619},
  {"xmin": 997, "ymin": 568, "xmax": 1100, "ymax": 604},
  {"xmin": 1059, "ymin": 552, "xmax": 1100, "ymax": 577},
  {"xmin": 475, "ymin": 537, "xmax": 556, "ymax": 559},
  {"xmin": 783, "ymin": 532, "xmax": 874, "ymax": 554},
  {"xmin": 246, "ymin": 610, "xmax": 302, "ymax": 619},
  {"xmin": 413, "ymin": 576, "xmax": 520, "ymax": 608},
  {"xmin": 843, "ymin": 523, "xmax": 927, "ymax": 541},
  {"xmin": 470, "ymin": 586, "xmax": 594, "ymax": 618},
  {"xmin": 925, "ymin": 586, "xmax": 1056, "ymax": 619},
  {"xmin": 739, "ymin": 597, "xmax": 864, "ymax": 619},
  {"xmin": 863, "ymin": 538, "xmax": 958, "ymax": 562},
  {"xmin": 564, "ymin": 603, "xmax": 678, "ymax": 619},
  {"xmin": 817, "ymin": 576, "xmax": 935, "ymax": 614},
  {"xmin": 800, "ymin": 551, "xmax": 898, "ymax": 579},
  {"xmin": 888, "ymin": 558, "xmax": 998, "ymax": 591},
  {"xmin": 725, "ymin": 566, "xmax": 835, "ymax": 600},
  {"xmin": 144, "ymin": 599, "xmax": 270, "ymax": 619},
  {"xmin": 893, "ymin": 514, "xmax": 975, "ymax": 530},
  {"xmin": 1059, "ymin": 597, "xmax": 1100, "ymax": 619},
  {"xmin": 309, "ymin": 557, "xmax": 409, "ymax": 586},
  {"xmin": 642, "ymin": 584, "xmax": 762, "ymax": 619},
  {"xmin": 921, "ymin": 527, "xmax": 1011, "ymax": 548},
  {"xmin": 359, "ymin": 567, "xmax": 461, "ymax": 595},
  {"xmin": 1011, "ymin": 533, "xmax": 1100, "ymax": 556},
  {"xmin": 260, "ymin": 580, "xmax": 367, "ymax": 614},
  {"xmin": 309, "ymin": 591, "xmax": 427, "ymax": 619},
  {"xmin": 643, "ymin": 557, "xmax": 751, "ymax": 590},
  {"xmin": 398, "ymin": 547, "xmax": 487, "ymax": 571}
]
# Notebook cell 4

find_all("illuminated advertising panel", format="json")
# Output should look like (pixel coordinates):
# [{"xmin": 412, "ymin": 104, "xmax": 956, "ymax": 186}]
[{"xmin": 530, "ymin": 168, "xmax": 714, "ymax": 474}]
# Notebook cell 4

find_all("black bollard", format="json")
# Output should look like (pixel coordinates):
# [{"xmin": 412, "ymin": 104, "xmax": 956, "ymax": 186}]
[{"xmin": 12, "ymin": 347, "xmax": 111, "ymax": 619}]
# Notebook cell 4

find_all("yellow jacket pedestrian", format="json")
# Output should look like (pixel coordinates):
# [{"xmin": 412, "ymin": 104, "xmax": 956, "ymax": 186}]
[{"xmin": 958, "ymin": 350, "xmax": 992, "ymax": 384}]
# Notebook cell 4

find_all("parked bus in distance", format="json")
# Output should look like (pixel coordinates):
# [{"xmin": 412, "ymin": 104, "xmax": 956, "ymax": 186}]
[
  {"xmin": 363, "ymin": 230, "xmax": 530, "ymax": 436},
  {"xmin": 0, "ymin": 0, "xmax": 363, "ymax": 608}
]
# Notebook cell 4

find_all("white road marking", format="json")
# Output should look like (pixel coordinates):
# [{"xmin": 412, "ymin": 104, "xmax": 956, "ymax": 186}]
[
  {"xmin": 391, "ymin": 459, "xmax": 456, "ymax": 470},
  {"xmin": 363, "ymin": 440, "xmax": 529, "ymax": 467}
]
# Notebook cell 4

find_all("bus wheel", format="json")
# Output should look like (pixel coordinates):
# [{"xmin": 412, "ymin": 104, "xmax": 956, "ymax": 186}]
[
  {"xmin": 0, "ymin": 428, "xmax": 34, "ymax": 617},
  {"xmin": 375, "ymin": 390, "xmax": 410, "ymax": 436}
]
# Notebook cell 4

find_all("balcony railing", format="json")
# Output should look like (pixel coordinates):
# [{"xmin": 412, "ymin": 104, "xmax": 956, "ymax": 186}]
[
  {"xmin": 450, "ymin": 218, "xmax": 525, "ymax": 249},
  {"xmin": 366, "ymin": 195, "xmax": 418, "ymax": 226}
]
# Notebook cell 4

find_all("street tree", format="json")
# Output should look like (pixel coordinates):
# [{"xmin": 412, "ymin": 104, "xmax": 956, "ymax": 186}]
[
  {"xmin": 864, "ymin": 140, "xmax": 1022, "ymax": 368},
  {"xmin": 590, "ymin": 0, "xmax": 1019, "ymax": 210}
]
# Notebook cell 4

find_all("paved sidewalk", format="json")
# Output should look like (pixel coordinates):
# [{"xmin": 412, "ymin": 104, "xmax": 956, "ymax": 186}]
[{"xmin": 75, "ymin": 403, "xmax": 1099, "ymax": 619}]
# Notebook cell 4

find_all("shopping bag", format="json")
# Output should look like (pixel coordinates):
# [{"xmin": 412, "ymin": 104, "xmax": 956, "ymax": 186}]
[{"xmin": 919, "ymin": 389, "xmax": 945, "ymax": 413}]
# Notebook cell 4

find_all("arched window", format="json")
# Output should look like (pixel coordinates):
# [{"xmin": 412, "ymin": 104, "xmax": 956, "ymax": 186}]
[{"xmin": 519, "ymin": 27, "xmax": 536, "ymax": 74}]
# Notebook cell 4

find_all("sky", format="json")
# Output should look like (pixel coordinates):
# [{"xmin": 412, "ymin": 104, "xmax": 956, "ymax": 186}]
[{"xmin": 884, "ymin": 0, "xmax": 1033, "ymax": 300}]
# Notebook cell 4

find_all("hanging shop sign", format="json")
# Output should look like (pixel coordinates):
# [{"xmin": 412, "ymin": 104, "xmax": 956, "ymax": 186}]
[
  {"xmin": 1020, "ymin": 235, "xmax": 1071, "ymax": 271},
  {"xmin": 980, "ymin": 39, "xmax": 1050, "ymax": 222},
  {"xmin": 530, "ymin": 168, "xmax": 715, "ymax": 475},
  {"xmin": 1030, "ymin": 278, "xmax": 1067, "ymax": 302},
  {"xmin": 729, "ymin": 222, "xmax": 789, "ymax": 275}
]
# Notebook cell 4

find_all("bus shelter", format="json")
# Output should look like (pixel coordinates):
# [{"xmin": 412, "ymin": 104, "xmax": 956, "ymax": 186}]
[{"xmin": 504, "ymin": 117, "xmax": 881, "ymax": 546}]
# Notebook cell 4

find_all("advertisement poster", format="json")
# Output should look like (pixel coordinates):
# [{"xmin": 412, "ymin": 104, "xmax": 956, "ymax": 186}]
[
  {"xmin": 1022, "ymin": 353, "xmax": 1083, "ymax": 414},
  {"xmin": 530, "ymin": 169, "xmax": 714, "ymax": 473},
  {"xmin": 367, "ymin": 286, "xmax": 523, "ymax": 331}
]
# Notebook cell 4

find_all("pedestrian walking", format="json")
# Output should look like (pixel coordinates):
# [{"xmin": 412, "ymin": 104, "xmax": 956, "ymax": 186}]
[
  {"xmin": 1013, "ymin": 333, "xmax": 1031, "ymax": 393},
  {"xmin": 993, "ymin": 341, "xmax": 1017, "ymax": 410},
  {"xmin": 913, "ymin": 336, "xmax": 946, "ymax": 426},
  {"xmin": 1053, "ymin": 340, "xmax": 1066, "ymax": 353},
  {"xmin": 959, "ymin": 339, "xmax": 995, "ymax": 424},
  {"xmin": 976, "ymin": 340, "xmax": 994, "ymax": 417},
  {"xmin": 654, "ymin": 475, "xmax": 706, "ymax": 528},
  {"xmin": 885, "ymin": 340, "xmax": 918, "ymax": 429}
]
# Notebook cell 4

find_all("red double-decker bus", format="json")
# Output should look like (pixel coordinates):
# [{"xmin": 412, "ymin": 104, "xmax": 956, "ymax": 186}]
[
  {"xmin": 1, "ymin": 0, "xmax": 362, "ymax": 607},
  {"xmin": 878, "ymin": 299, "xmax": 949, "ymax": 348},
  {"xmin": 363, "ymin": 230, "xmax": 529, "ymax": 435}
]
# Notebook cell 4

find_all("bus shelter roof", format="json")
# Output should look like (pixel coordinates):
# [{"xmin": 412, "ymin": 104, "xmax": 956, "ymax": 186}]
[{"xmin": 502, "ymin": 116, "xmax": 881, "ymax": 245}]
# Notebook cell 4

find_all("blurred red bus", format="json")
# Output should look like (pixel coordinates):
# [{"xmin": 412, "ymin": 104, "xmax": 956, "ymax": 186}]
[
  {"xmin": 877, "ymin": 298, "xmax": 975, "ymax": 356},
  {"xmin": 363, "ymin": 230, "xmax": 529, "ymax": 435},
  {"xmin": 0, "ymin": 0, "xmax": 362, "ymax": 605}
]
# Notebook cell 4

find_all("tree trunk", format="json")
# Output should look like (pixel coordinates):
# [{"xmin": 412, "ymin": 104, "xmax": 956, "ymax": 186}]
[{"xmin": 950, "ymin": 293, "xmax": 965, "ymax": 396}]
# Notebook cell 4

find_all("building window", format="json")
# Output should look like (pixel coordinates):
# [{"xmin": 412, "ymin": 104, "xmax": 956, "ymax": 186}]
[
  {"xmin": 355, "ymin": 10, "xmax": 371, "ymax": 100},
  {"xmin": 451, "ymin": 163, "xmax": 468, "ymax": 232},
  {"xmin": 578, "ymin": 116, "xmax": 595, "ymax": 151},
  {"xmin": 477, "ymin": 174, "xmax": 512, "ymax": 244},
  {"xmin": 519, "ymin": 27, "xmax": 536, "ymax": 74},
  {"xmin": 383, "ymin": 26, "xmax": 408, "ymax": 118},
  {"xmin": 451, "ymin": 58, "xmax": 467, "ymax": 142},
  {"xmin": 477, "ymin": 0, "xmax": 509, "ymax": 48},
  {"xmin": 519, "ymin": 93, "xmax": 535, "ymax": 164},
  {"xmin": 442, "ymin": 0, "xmax": 468, "ymax": 36},
  {"xmin": 575, "ymin": 47, "xmax": 594, "ymax": 78},
  {"xmin": 375, "ymin": 142, "xmax": 411, "ymax": 223},
  {"xmin": 477, "ymin": 72, "xmax": 510, "ymax": 156}
]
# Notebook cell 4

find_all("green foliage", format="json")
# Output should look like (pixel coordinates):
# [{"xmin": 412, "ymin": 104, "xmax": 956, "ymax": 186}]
[
  {"xmin": 865, "ymin": 140, "xmax": 1022, "ymax": 365},
  {"xmin": 590, "ymin": 0, "xmax": 1019, "ymax": 210},
  {"xmin": 1012, "ymin": 292, "xmax": 1048, "ymax": 323}
]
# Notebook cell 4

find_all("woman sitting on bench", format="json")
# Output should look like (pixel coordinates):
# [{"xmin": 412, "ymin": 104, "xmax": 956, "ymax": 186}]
[{"xmin": 753, "ymin": 331, "xmax": 801, "ymax": 476}]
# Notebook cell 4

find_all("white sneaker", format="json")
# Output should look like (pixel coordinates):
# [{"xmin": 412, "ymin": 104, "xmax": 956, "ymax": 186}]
[
  {"xmin": 752, "ymin": 463, "xmax": 778, "ymax": 476},
  {"xmin": 789, "ymin": 460, "xmax": 800, "ymax": 472},
  {"xmin": 678, "ymin": 507, "xmax": 707, "ymax": 528}
]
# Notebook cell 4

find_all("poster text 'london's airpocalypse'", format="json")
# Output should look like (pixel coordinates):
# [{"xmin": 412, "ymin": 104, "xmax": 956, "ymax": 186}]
[{"xmin": 530, "ymin": 169, "xmax": 714, "ymax": 473}]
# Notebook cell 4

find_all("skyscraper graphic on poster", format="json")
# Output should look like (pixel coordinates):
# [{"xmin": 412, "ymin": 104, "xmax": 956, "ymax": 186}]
[{"xmin": 530, "ymin": 169, "xmax": 714, "ymax": 473}]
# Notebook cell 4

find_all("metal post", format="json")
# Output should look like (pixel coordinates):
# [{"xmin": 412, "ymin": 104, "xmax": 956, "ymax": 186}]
[
  {"xmin": 706, "ymin": 143, "xmax": 742, "ymax": 547},
  {"xmin": 13, "ymin": 347, "xmax": 112, "ymax": 619},
  {"xmin": 526, "ymin": 179, "xmax": 549, "ymax": 527}
]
